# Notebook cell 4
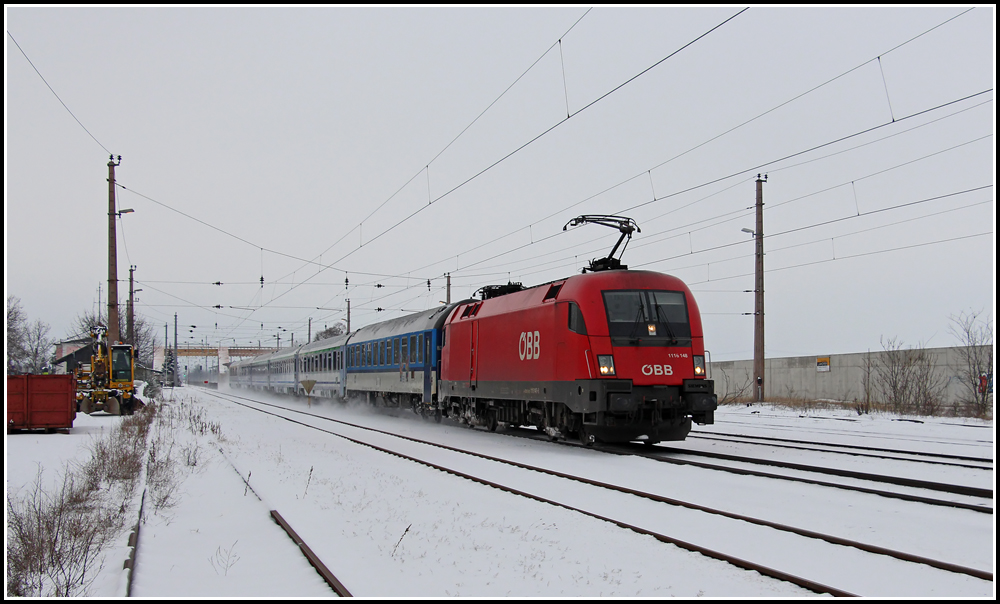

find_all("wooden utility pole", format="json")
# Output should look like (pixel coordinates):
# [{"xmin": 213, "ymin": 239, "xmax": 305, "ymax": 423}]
[
  {"xmin": 754, "ymin": 174, "xmax": 767, "ymax": 402},
  {"xmin": 107, "ymin": 155, "xmax": 122, "ymax": 344}
]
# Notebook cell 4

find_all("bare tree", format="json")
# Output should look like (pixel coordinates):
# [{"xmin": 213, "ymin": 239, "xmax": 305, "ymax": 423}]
[
  {"xmin": 22, "ymin": 319, "xmax": 54, "ymax": 374},
  {"xmin": 949, "ymin": 310, "xmax": 993, "ymax": 418},
  {"xmin": 714, "ymin": 366, "xmax": 754, "ymax": 405},
  {"xmin": 856, "ymin": 349, "xmax": 876, "ymax": 415},
  {"xmin": 874, "ymin": 336, "xmax": 912, "ymax": 413},
  {"xmin": 872, "ymin": 337, "xmax": 945, "ymax": 415},
  {"xmin": 8, "ymin": 295, "xmax": 29, "ymax": 372},
  {"xmin": 909, "ymin": 346, "xmax": 945, "ymax": 416},
  {"xmin": 314, "ymin": 322, "xmax": 347, "ymax": 342},
  {"xmin": 71, "ymin": 309, "xmax": 158, "ymax": 370}
]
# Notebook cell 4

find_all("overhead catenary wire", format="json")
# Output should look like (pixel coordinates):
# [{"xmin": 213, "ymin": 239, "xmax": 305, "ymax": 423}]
[
  {"xmin": 393, "ymin": 7, "xmax": 983, "ymax": 281},
  {"xmin": 264, "ymin": 8, "xmax": 595, "ymax": 291},
  {"xmin": 7, "ymin": 30, "xmax": 113, "ymax": 156},
  {"xmin": 323, "ymin": 7, "xmax": 752, "ymax": 267}
]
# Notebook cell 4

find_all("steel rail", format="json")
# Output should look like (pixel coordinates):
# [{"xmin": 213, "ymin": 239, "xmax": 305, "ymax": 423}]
[
  {"xmin": 214, "ymin": 444, "xmax": 350, "ymax": 596},
  {"xmin": 271, "ymin": 511, "xmax": 353, "ymax": 597}
]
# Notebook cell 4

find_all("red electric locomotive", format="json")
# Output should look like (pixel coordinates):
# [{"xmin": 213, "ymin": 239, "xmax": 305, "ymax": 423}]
[{"xmin": 439, "ymin": 217, "xmax": 716, "ymax": 444}]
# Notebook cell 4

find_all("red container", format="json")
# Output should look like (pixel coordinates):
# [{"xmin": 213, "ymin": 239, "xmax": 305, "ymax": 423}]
[{"xmin": 6, "ymin": 375, "xmax": 77, "ymax": 432}]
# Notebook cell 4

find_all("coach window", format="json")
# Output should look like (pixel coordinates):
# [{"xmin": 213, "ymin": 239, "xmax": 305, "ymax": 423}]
[
  {"xmin": 393, "ymin": 338, "xmax": 400, "ymax": 365},
  {"xmin": 417, "ymin": 334, "xmax": 424, "ymax": 364},
  {"xmin": 401, "ymin": 338, "xmax": 408, "ymax": 366},
  {"xmin": 409, "ymin": 335, "xmax": 416, "ymax": 363}
]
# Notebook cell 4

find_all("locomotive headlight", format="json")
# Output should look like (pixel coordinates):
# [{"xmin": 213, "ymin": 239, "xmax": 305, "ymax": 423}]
[
  {"xmin": 597, "ymin": 355, "xmax": 616, "ymax": 376},
  {"xmin": 647, "ymin": 323, "xmax": 657, "ymax": 336},
  {"xmin": 693, "ymin": 355, "xmax": 706, "ymax": 377}
]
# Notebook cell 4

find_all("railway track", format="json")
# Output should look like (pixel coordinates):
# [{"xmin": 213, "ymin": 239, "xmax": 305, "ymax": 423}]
[
  {"xmin": 494, "ymin": 427, "xmax": 994, "ymax": 514},
  {"xmin": 701, "ymin": 414, "xmax": 993, "ymax": 451},
  {"xmin": 687, "ymin": 431, "xmax": 994, "ymax": 468},
  {"xmin": 212, "ymin": 446, "xmax": 353, "ymax": 597},
  {"xmin": 200, "ymin": 390, "xmax": 993, "ymax": 595},
  {"xmin": 127, "ymin": 416, "xmax": 352, "ymax": 598}
]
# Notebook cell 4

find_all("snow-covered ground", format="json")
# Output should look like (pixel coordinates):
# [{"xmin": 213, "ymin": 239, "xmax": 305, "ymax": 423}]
[{"xmin": 5, "ymin": 386, "xmax": 994, "ymax": 597}]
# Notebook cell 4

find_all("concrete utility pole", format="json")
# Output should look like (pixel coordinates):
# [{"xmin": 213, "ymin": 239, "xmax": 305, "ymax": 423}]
[
  {"xmin": 308, "ymin": 317, "xmax": 312, "ymax": 343},
  {"xmin": 346, "ymin": 299, "xmax": 351, "ymax": 333},
  {"xmin": 446, "ymin": 273, "xmax": 451, "ymax": 304},
  {"xmin": 107, "ymin": 155, "xmax": 122, "ymax": 344},
  {"xmin": 174, "ymin": 313, "xmax": 179, "ymax": 387},
  {"xmin": 128, "ymin": 265, "xmax": 135, "ymax": 345},
  {"xmin": 754, "ymin": 174, "xmax": 767, "ymax": 402}
]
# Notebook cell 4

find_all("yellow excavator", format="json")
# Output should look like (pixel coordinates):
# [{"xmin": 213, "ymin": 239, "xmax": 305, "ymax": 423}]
[{"xmin": 75, "ymin": 325, "xmax": 143, "ymax": 415}]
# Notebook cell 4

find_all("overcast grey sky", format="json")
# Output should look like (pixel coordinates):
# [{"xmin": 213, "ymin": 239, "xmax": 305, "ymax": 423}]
[{"xmin": 5, "ymin": 6, "xmax": 995, "ymax": 361}]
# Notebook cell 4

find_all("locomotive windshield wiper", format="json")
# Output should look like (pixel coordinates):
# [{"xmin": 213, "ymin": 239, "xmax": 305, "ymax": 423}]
[
  {"xmin": 628, "ymin": 302, "xmax": 646, "ymax": 343},
  {"xmin": 654, "ymin": 304, "xmax": 678, "ymax": 344}
]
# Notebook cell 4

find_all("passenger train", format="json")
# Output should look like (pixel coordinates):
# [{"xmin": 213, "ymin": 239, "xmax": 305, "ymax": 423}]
[{"xmin": 230, "ymin": 264, "xmax": 717, "ymax": 444}]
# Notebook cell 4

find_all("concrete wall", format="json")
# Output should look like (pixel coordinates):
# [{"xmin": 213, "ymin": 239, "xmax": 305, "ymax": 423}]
[{"xmin": 709, "ymin": 345, "xmax": 990, "ymax": 408}]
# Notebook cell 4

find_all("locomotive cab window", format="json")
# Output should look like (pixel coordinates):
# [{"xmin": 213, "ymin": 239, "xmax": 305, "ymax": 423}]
[
  {"xmin": 603, "ymin": 290, "xmax": 691, "ymax": 346},
  {"xmin": 568, "ymin": 302, "xmax": 587, "ymax": 335}
]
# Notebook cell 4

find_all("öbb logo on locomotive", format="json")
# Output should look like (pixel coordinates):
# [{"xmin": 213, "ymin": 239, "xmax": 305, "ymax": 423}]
[
  {"xmin": 641, "ymin": 364, "xmax": 674, "ymax": 376},
  {"xmin": 518, "ymin": 331, "xmax": 540, "ymax": 360}
]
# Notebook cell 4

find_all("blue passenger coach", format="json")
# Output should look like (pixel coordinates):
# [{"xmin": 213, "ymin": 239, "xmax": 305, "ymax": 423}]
[
  {"xmin": 344, "ymin": 304, "xmax": 457, "ymax": 410},
  {"xmin": 230, "ymin": 303, "xmax": 461, "ymax": 413}
]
